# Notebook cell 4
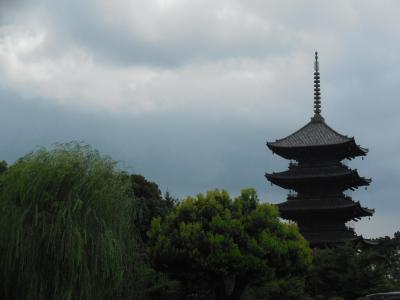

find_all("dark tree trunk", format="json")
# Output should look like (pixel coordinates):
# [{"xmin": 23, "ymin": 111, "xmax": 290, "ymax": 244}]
[
  {"xmin": 213, "ymin": 276, "xmax": 249, "ymax": 300},
  {"xmin": 214, "ymin": 282, "xmax": 225, "ymax": 300},
  {"xmin": 228, "ymin": 277, "xmax": 248, "ymax": 300}
]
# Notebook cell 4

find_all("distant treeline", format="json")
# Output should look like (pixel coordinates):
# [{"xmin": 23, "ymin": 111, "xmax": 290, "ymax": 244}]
[{"xmin": 0, "ymin": 143, "xmax": 399, "ymax": 300}]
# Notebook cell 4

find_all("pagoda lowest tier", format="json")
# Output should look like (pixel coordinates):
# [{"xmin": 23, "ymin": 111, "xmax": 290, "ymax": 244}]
[{"xmin": 265, "ymin": 52, "xmax": 374, "ymax": 246}]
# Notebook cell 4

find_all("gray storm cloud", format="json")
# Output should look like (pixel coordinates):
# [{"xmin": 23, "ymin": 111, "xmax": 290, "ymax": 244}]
[{"xmin": 0, "ymin": 0, "xmax": 400, "ymax": 238}]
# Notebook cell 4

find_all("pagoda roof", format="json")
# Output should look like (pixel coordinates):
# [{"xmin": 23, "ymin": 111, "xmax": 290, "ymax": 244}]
[
  {"xmin": 302, "ymin": 229, "xmax": 359, "ymax": 246},
  {"xmin": 303, "ymin": 231, "xmax": 377, "ymax": 247},
  {"xmin": 268, "ymin": 117, "xmax": 353, "ymax": 148},
  {"xmin": 272, "ymin": 163, "xmax": 354, "ymax": 176},
  {"xmin": 267, "ymin": 117, "xmax": 368, "ymax": 159},
  {"xmin": 266, "ymin": 166, "xmax": 371, "ymax": 190},
  {"xmin": 278, "ymin": 197, "xmax": 374, "ymax": 221}
]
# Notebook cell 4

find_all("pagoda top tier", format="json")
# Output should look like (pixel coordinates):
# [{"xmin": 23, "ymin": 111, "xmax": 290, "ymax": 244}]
[
  {"xmin": 269, "ymin": 118, "xmax": 355, "ymax": 148},
  {"xmin": 267, "ymin": 52, "xmax": 367, "ymax": 161}
]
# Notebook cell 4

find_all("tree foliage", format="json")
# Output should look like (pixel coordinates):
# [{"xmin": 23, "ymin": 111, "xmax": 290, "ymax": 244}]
[
  {"xmin": 0, "ymin": 160, "xmax": 7, "ymax": 174},
  {"xmin": 373, "ymin": 232, "xmax": 400, "ymax": 285},
  {"xmin": 306, "ymin": 240, "xmax": 400, "ymax": 300},
  {"xmin": 0, "ymin": 143, "xmax": 140, "ymax": 299},
  {"xmin": 128, "ymin": 174, "xmax": 176, "ymax": 240},
  {"xmin": 147, "ymin": 188, "xmax": 312, "ymax": 300}
]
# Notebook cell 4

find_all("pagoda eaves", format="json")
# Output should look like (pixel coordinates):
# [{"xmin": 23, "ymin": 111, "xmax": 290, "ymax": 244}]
[
  {"xmin": 267, "ymin": 118, "xmax": 368, "ymax": 161},
  {"xmin": 266, "ymin": 166, "xmax": 371, "ymax": 191}
]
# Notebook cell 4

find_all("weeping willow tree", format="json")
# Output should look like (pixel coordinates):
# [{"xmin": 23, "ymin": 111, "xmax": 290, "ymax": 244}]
[{"xmin": 0, "ymin": 143, "xmax": 141, "ymax": 299}]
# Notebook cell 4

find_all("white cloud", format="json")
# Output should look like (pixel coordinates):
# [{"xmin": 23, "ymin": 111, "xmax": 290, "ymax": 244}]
[{"xmin": 0, "ymin": 22, "xmax": 310, "ymax": 116}]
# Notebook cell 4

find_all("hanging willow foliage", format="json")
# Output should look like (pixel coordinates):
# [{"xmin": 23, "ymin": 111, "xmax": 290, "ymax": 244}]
[{"xmin": 0, "ymin": 143, "xmax": 140, "ymax": 300}]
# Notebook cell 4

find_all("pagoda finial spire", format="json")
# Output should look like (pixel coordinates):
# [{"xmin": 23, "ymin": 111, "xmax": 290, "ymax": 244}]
[{"xmin": 312, "ymin": 51, "xmax": 323, "ymax": 121}]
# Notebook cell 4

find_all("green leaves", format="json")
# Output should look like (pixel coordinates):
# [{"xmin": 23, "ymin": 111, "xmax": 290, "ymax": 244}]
[
  {"xmin": 147, "ymin": 188, "xmax": 312, "ymax": 299},
  {"xmin": 0, "ymin": 143, "xmax": 139, "ymax": 300},
  {"xmin": 306, "ymin": 241, "xmax": 400, "ymax": 299},
  {"xmin": 129, "ymin": 174, "xmax": 176, "ymax": 241}
]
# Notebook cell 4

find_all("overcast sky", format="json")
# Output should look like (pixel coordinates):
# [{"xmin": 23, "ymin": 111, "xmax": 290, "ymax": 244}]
[{"xmin": 1, "ymin": 0, "xmax": 400, "ymax": 238}]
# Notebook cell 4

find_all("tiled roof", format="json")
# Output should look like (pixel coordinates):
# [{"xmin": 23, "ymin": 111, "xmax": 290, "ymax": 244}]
[
  {"xmin": 302, "ymin": 230, "xmax": 359, "ymax": 245},
  {"xmin": 266, "ymin": 167, "xmax": 371, "ymax": 184},
  {"xmin": 269, "ymin": 163, "xmax": 353, "ymax": 177},
  {"xmin": 278, "ymin": 197, "xmax": 374, "ymax": 218},
  {"xmin": 267, "ymin": 117, "xmax": 352, "ymax": 148}
]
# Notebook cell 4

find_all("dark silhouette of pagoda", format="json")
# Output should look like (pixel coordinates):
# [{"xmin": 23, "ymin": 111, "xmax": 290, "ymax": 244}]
[{"xmin": 266, "ymin": 52, "xmax": 374, "ymax": 246}]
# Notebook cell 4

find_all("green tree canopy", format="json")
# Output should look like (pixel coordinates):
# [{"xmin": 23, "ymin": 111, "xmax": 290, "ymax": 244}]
[
  {"xmin": 0, "ymin": 143, "xmax": 140, "ymax": 299},
  {"xmin": 128, "ymin": 174, "xmax": 176, "ymax": 240},
  {"xmin": 0, "ymin": 160, "xmax": 7, "ymax": 174},
  {"xmin": 306, "ymin": 241, "xmax": 400, "ymax": 300},
  {"xmin": 373, "ymin": 232, "xmax": 400, "ymax": 285},
  {"xmin": 147, "ymin": 189, "xmax": 312, "ymax": 300}
]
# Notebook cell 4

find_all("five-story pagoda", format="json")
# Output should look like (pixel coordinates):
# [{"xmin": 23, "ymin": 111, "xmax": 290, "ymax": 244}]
[{"xmin": 266, "ymin": 52, "xmax": 374, "ymax": 246}]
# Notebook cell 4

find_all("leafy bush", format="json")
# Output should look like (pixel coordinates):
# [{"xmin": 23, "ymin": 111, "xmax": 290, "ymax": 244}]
[{"xmin": 148, "ymin": 188, "xmax": 312, "ymax": 300}]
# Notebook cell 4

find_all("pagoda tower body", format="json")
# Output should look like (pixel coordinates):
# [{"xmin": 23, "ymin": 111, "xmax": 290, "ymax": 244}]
[{"xmin": 266, "ymin": 52, "xmax": 374, "ymax": 246}]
